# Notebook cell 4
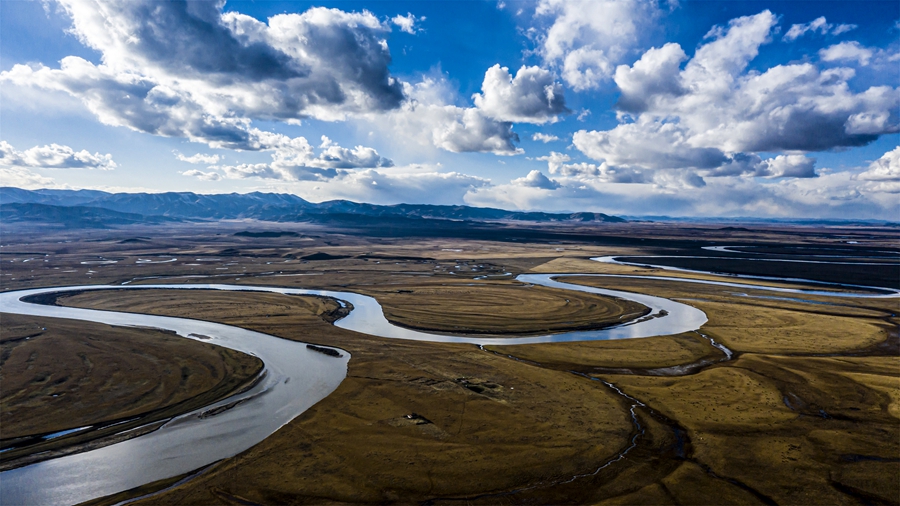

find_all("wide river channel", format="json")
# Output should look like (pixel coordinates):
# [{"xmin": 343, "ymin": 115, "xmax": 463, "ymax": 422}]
[{"xmin": 1, "ymin": 260, "xmax": 896, "ymax": 505}]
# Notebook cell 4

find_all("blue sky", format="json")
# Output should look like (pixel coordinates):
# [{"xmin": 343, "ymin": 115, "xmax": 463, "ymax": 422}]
[{"xmin": 1, "ymin": 0, "xmax": 898, "ymax": 218}]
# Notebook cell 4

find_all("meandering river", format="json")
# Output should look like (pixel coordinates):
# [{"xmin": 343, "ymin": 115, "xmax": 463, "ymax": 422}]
[{"xmin": 1, "ymin": 258, "xmax": 896, "ymax": 505}]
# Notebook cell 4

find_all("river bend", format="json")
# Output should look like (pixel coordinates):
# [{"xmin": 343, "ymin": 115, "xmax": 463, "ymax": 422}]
[
  {"xmin": 0, "ymin": 277, "xmax": 706, "ymax": 505},
  {"xmin": 1, "ymin": 261, "xmax": 894, "ymax": 504}
]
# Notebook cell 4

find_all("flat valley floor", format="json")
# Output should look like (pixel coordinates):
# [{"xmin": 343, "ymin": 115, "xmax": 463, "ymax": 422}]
[{"xmin": 1, "ymin": 221, "xmax": 898, "ymax": 505}]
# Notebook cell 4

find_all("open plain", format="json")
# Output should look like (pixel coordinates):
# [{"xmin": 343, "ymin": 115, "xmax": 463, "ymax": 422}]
[{"xmin": 0, "ymin": 220, "xmax": 898, "ymax": 505}]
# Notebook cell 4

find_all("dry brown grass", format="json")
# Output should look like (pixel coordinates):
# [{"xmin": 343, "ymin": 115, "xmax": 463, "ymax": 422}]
[
  {"xmin": 560, "ymin": 275, "xmax": 892, "ymax": 354},
  {"xmin": 0, "ymin": 313, "xmax": 261, "ymax": 439},
  {"xmin": 360, "ymin": 281, "xmax": 648, "ymax": 335},
  {"xmin": 60, "ymin": 289, "xmax": 643, "ymax": 504},
  {"xmin": 1, "ymin": 226, "xmax": 897, "ymax": 504},
  {"xmin": 0, "ymin": 312, "xmax": 263, "ymax": 470},
  {"xmin": 489, "ymin": 332, "xmax": 718, "ymax": 370},
  {"xmin": 590, "ymin": 354, "xmax": 900, "ymax": 505}
]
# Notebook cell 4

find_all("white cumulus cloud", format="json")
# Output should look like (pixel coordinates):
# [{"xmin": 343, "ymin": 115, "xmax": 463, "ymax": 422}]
[
  {"xmin": 473, "ymin": 65, "xmax": 568, "ymax": 124},
  {"xmin": 858, "ymin": 146, "xmax": 900, "ymax": 182},
  {"xmin": 175, "ymin": 152, "xmax": 221, "ymax": 165},
  {"xmin": 783, "ymin": 16, "xmax": 856, "ymax": 41},
  {"xmin": 180, "ymin": 169, "xmax": 222, "ymax": 181},
  {"xmin": 532, "ymin": 133, "xmax": 560, "ymax": 143},
  {"xmin": 536, "ymin": 150, "xmax": 647, "ymax": 183},
  {"xmin": 613, "ymin": 42, "xmax": 687, "ymax": 113},
  {"xmin": 392, "ymin": 13, "xmax": 425, "ymax": 34},
  {"xmin": 431, "ymin": 107, "xmax": 522, "ymax": 155},
  {"xmin": 0, "ymin": 140, "xmax": 117, "ymax": 170},
  {"xmin": 534, "ymin": 0, "xmax": 664, "ymax": 90},
  {"xmin": 511, "ymin": 170, "xmax": 560, "ymax": 189},
  {"xmin": 759, "ymin": 154, "xmax": 817, "ymax": 178},
  {"xmin": 0, "ymin": 167, "xmax": 58, "ymax": 189},
  {"xmin": 309, "ymin": 168, "xmax": 488, "ymax": 205},
  {"xmin": 1, "ymin": 1, "xmax": 404, "ymax": 150},
  {"xmin": 466, "ymin": 167, "xmax": 897, "ymax": 219},
  {"xmin": 187, "ymin": 136, "xmax": 393, "ymax": 182},
  {"xmin": 371, "ymin": 75, "xmax": 523, "ymax": 156},
  {"xmin": 819, "ymin": 41, "xmax": 874, "ymax": 66},
  {"xmin": 570, "ymin": 10, "xmax": 898, "ymax": 187},
  {"xmin": 253, "ymin": 164, "xmax": 491, "ymax": 206}
]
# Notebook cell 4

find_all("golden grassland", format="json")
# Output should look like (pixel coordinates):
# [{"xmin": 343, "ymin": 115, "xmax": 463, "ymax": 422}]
[
  {"xmin": 61, "ymin": 289, "xmax": 640, "ymax": 504},
  {"xmin": 607, "ymin": 354, "xmax": 899, "ymax": 505},
  {"xmin": 358, "ymin": 281, "xmax": 649, "ymax": 335},
  {"xmin": 508, "ymin": 266, "xmax": 900, "ymax": 505},
  {"xmin": 489, "ymin": 331, "xmax": 721, "ymax": 371},
  {"xmin": 0, "ymin": 313, "xmax": 261, "ymax": 438},
  {"xmin": 562, "ymin": 275, "xmax": 896, "ymax": 354},
  {"xmin": 0, "ymin": 313, "xmax": 262, "ymax": 470},
  {"xmin": 62, "ymin": 276, "xmax": 899, "ymax": 504},
  {"xmin": 0, "ymin": 224, "xmax": 897, "ymax": 504},
  {"xmin": 56, "ymin": 281, "xmax": 648, "ymax": 337}
]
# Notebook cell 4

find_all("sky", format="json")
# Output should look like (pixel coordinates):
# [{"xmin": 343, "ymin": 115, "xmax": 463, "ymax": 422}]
[{"xmin": 1, "ymin": 0, "xmax": 898, "ymax": 219}]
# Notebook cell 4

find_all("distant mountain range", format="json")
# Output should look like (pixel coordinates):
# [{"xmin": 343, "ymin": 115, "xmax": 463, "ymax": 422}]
[{"xmin": 0, "ymin": 187, "xmax": 624, "ymax": 228}]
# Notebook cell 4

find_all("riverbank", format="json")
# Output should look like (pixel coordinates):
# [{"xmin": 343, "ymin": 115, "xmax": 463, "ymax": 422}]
[
  {"xmin": 0, "ymin": 313, "xmax": 263, "ymax": 471},
  {"xmin": 0, "ymin": 286, "xmax": 349, "ymax": 505}
]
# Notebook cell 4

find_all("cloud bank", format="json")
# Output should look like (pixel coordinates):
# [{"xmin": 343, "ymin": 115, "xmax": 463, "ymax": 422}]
[
  {"xmin": 182, "ymin": 135, "xmax": 393, "ymax": 182},
  {"xmin": 570, "ymin": 10, "xmax": 898, "ymax": 187},
  {"xmin": 1, "ymin": 141, "xmax": 116, "ymax": 170},
  {"xmin": 2, "ymin": 1, "xmax": 405, "ymax": 150}
]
